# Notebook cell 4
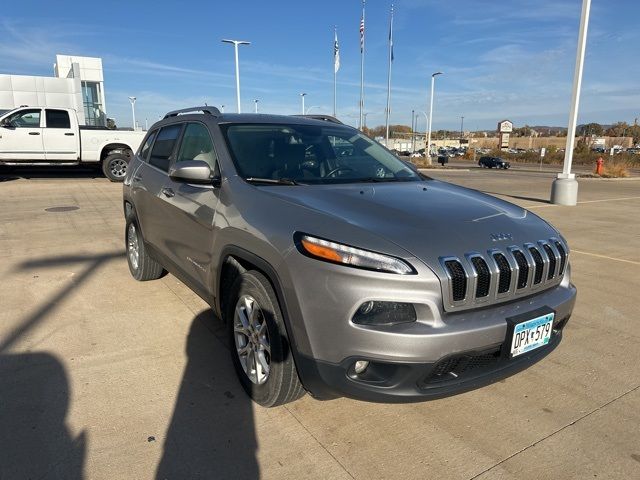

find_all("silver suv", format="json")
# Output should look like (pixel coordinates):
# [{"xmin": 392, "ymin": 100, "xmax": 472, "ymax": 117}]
[{"xmin": 123, "ymin": 107, "xmax": 576, "ymax": 407}]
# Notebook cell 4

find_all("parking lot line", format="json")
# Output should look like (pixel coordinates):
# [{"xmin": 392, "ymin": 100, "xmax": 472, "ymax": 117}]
[
  {"xmin": 525, "ymin": 195, "xmax": 640, "ymax": 209},
  {"xmin": 570, "ymin": 249, "xmax": 640, "ymax": 266}
]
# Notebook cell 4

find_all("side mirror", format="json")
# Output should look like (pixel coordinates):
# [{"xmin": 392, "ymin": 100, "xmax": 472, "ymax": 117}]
[{"xmin": 169, "ymin": 160, "xmax": 218, "ymax": 185}]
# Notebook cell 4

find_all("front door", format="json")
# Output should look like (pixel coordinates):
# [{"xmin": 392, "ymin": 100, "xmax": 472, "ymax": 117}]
[
  {"xmin": 0, "ymin": 108, "xmax": 45, "ymax": 160},
  {"xmin": 156, "ymin": 122, "xmax": 220, "ymax": 294},
  {"xmin": 43, "ymin": 109, "xmax": 79, "ymax": 161}
]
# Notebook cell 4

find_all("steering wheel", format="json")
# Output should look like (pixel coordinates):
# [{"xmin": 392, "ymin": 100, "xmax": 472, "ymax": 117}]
[{"xmin": 326, "ymin": 166, "xmax": 354, "ymax": 177}]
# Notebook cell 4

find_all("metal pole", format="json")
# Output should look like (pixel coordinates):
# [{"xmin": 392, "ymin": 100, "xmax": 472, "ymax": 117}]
[
  {"xmin": 551, "ymin": 0, "xmax": 590, "ymax": 205},
  {"xmin": 359, "ymin": 0, "xmax": 366, "ymax": 130},
  {"xmin": 411, "ymin": 110, "xmax": 415, "ymax": 154},
  {"xmin": 334, "ymin": 26, "xmax": 338, "ymax": 117},
  {"xmin": 254, "ymin": 99, "xmax": 259, "ymax": 113},
  {"xmin": 384, "ymin": 5, "xmax": 394, "ymax": 146},
  {"xmin": 222, "ymin": 39, "xmax": 250, "ymax": 113},
  {"xmin": 300, "ymin": 93, "xmax": 306, "ymax": 115},
  {"xmin": 460, "ymin": 116, "xmax": 464, "ymax": 145},
  {"xmin": 427, "ymin": 72, "xmax": 442, "ymax": 161}
]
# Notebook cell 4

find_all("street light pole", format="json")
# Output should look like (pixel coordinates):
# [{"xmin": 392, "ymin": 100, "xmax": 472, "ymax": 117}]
[
  {"xmin": 128, "ymin": 96, "xmax": 136, "ymax": 130},
  {"xmin": 300, "ymin": 93, "xmax": 306, "ymax": 115},
  {"xmin": 551, "ymin": 0, "xmax": 591, "ymax": 206},
  {"xmin": 254, "ymin": 99, "xmax": 259, "ymax": 113},
  {"xmin": 221, "ymin": 39, "xmax": 251, "ymax": 113},
  {"xmin": 426, "ymin": 72, "xmax": 443, "ymax": 164},
  {"xmin": 460, "ymin": 116, "xmax": 464, "ymax": 145}
]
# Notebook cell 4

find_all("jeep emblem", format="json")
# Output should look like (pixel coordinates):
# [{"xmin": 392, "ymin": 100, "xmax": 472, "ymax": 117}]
[{"xmin": 490, "ymin": 233, "xmax": 513, "ymax": 242}]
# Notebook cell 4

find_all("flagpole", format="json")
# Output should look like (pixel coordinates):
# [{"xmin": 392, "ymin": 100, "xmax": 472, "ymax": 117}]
[
  {"xmin": 334, "ymin": 25, "xmax": 338, "ymax": 117},
  {"xmin": 359, "ymin": 0, "xmax": 366, "ymax": 130},
  {"xmin": 385, "ymin": 5, "xmax": 394, "ymax": 146}
]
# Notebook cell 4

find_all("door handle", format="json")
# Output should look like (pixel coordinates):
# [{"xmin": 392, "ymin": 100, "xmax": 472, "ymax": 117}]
[
  {"xmin": 161, "ymin": 187, "xmax": 175, "ymax": 198},
  {"xmin": 29, "ymin": 132, "xmax": 40, "ymax": 136},
  {"xmin": 64, "ymin": 133, "xmax": 75, "ymax": 136}
]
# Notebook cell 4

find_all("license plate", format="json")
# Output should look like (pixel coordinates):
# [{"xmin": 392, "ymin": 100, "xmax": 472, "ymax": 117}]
[{"xmin": 510, "ymin": 312, "xmax": 554, "ymax": 357}]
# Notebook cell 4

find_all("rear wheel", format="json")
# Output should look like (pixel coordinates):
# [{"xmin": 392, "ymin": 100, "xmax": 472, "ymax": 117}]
[
  {"xmin": 102, "ymin": 153, "xmax": 129, "ymax": 182},
  {"xmin": 226, "ymin": 270, "xmax": 305, "ymax": 407},
  {"xmin": 125, "ymin": 217, "xmax": 164, "ymax": 281}
]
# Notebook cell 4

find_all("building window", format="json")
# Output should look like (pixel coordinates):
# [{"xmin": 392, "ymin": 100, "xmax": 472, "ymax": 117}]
[{"xmin": 82, "ymin": 81, "xmax": 105, "ymax": 126}]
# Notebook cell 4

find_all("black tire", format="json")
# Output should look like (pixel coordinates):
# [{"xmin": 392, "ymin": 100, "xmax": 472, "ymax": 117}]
[
  {"xmin": 125, "ymin": 215, "xmax": 165, "ymax": 281},
  {"xmin": 226, "ymin": 270, "xmax": 305, "ymax": 407},
  {"xmin": 102, "ymin": 154, "xmax": 129, "ymax": 182}
]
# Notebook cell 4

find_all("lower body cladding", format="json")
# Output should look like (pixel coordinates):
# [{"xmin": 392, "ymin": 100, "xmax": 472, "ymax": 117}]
[{"xmin": 283, "ymin": 258, "xmax": 577, "ymax": 402}]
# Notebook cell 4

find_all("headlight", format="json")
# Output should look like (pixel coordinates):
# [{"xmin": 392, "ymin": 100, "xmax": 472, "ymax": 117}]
[{"xmin": 296, "ymin": 233, "xmax": 415, "ymax": 274}]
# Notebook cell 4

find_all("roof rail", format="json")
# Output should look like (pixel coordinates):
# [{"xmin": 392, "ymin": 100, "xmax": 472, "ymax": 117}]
[
  {"xmin": 164, "ymin": 106, "xmax": 221, "ymax": 119},
  {"xmin": 292, "ymin": 114, "xmax": 343, "ymax": 125}
]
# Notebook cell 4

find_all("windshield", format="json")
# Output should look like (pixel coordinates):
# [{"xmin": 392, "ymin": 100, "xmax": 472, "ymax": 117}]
[{"xmin": 221, "ymin": 123, "xmax": 421, "ymax": 184}]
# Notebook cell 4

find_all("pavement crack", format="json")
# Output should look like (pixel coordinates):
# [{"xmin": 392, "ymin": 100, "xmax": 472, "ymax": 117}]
[
  {"xmin": 468, "ymin": 384, "xmax": 640, "ymax": 479},
  {"xmin": 283, "ymin": 405, "xmax": 357, "ymax": 480}
]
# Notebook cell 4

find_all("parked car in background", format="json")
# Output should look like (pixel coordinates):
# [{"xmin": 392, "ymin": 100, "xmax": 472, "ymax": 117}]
[
  {"xmin": 479, "ymin": 156, "xmax": 511, "ymax": 169},
  {"xmin": 0, "ymin": 106, "xmax": 145, "ymax": 181},
  {"xmin": 123, "ymin": 106, "xmax": 575, "ymax": 407}
]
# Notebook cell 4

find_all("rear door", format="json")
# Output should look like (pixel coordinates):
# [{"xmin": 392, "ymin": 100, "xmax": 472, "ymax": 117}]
[
  {"xmin": 0, "ymin": 108, "xmax": 45, "ymax": 160},
  {"xmin": 155, "ymin": 122, "xmax": 221, "ymax": 292},
  {"xmin": 43, "ymin": 109, "xmax": 79, "ymax": 161},
  {"xmin": 132, "ymin": 123, "xmax": 184, "ymax": 257}
]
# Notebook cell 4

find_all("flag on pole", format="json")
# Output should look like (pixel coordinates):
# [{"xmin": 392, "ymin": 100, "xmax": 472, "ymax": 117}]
[
  {"xmin": 334, "ymin": 28, "xmax": 340, "ymax": 73},
  {"xmin": 389, "ymin": 7, "xmax": 394, "ymax": 62},
  {"xmin": 360, "ymin": 14, "xmax": 365, "ymax": 53}
]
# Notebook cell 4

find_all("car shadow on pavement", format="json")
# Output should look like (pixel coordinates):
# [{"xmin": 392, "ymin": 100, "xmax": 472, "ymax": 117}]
[
  {"xmin": 155, "ymin": 310, "xmax": 260, "ymax": 479},
  {"xmin": 0, "ymin": 353, "xmax": 86, "ymax": 479},
  {"xmin": 0, "ymin": 165, "xmax": 104, "ymax": 182}
]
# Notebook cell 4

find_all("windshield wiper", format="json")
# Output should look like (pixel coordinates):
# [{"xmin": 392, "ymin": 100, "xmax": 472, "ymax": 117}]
[{"xmin": 245, "ymin": 177, "xmax": 301, "ymax": 185}]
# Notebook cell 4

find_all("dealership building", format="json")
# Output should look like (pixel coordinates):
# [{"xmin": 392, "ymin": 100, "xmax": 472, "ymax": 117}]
[{"xmin": 0, "ymin": 54, "xmax": 107, "ymax": 126}]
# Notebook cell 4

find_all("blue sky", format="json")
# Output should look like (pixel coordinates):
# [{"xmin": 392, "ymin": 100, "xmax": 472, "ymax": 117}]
[{"xmin": 1, "ymin": 0, "xmax": 638, "ymax": 130}]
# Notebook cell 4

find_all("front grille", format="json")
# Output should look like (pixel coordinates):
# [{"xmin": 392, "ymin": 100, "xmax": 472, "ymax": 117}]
[
  {"xmin": 440, "ymin": 237, "xmax": 567, "ymax": 309},
  {"xmin": 543, "ymin": 244, "xmax": 557, "ymax": 279},
  {"xmin": 493, "ymin": 253, "xmax": 512, "ymax": 293},
  {"xmin": 422, "ymin": 348, "xmax": 502, "ymax": 385},
  {"xmin": 444, "ymin": 260, "xmax": 467, "ymax": 301},
  {"xmin": 471, "ymin": 257, "xmax": 490, "ymax": 298},
  {"xmin": 512, "ymin": 250, "xmax": 529, "ymax": 289},
  {"xmin": 555, "ymin": 241, "xmax": 567, "ymax": 274},
  {"xmin": 529, "ymin": 247, "xmax": 544, "ymax": 285}
]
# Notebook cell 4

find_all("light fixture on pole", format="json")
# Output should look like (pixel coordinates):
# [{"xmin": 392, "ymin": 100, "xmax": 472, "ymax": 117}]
[
  {"xmin": 254, "ymin": 99, "xmax": 259, "ymax": 113},
  {"xmin": 300, "ymin": 93, "xmax": 307, "ymax": 115},
  {"xmin": 551, "ymin": 0, "xmax": 591, "ymax": 206},
  {"xmin": 426, "ymin": 72, "xmax": 443, "ymax": 163},
  {"xmin": 221, "ymin": 39, "xmax": 251, "ymax": 113},
  {"xmin": 220, "ymin": 105, "xmax": 225, "ymax": 113},
  {"xmin": 128, "ymin": 96, "xmax": 137, "ymax": 131}
]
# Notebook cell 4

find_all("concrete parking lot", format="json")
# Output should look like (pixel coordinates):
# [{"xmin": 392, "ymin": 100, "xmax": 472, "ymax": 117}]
[{"xmin": 1, "ymin": 167, "xmax": 639, "ymax": 479}]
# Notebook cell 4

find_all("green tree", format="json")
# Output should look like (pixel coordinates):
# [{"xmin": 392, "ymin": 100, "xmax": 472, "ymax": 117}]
[{"xmin": 580, "ymin": 123, "xmax": 603, "ymax": 136}]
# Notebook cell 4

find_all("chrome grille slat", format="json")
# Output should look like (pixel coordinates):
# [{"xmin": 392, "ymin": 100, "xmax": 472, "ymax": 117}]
[{"xmin": 440, "ymin": 238, "xmax": 568, "ymax": 311}]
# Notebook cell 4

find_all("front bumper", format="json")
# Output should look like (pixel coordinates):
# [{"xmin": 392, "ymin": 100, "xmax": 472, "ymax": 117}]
[{"xmin": 282, "ymin": 252, "xmax": 576, "ymax": 402}]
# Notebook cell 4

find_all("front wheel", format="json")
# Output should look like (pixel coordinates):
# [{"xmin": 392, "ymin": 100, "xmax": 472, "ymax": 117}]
[
  {"xmin": 102, "ymin": 154, "xmax": 130, "ymax": 182},
  {"xmin": 227, "ymin": 270, "xmax": 305, "ymax": 407}
]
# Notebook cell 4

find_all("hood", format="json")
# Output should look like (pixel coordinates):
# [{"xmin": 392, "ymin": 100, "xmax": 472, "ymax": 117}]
[{"xmin": 262, "ymin": 180, "xmax": 557, "ymax": 263}]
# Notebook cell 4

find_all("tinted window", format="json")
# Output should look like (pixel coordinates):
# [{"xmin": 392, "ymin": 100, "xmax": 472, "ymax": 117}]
[
  {"xmin": 149, "ymin": 124, "xmax": 182, "ymax": 172},
  {"xmin": 139, "ymin": 130, "xmax": 157, "ymax": 161},
  {"xmin": 45, "ymin": 109, "xmax": 71, "ymax": 129},
  {"xmin": 176, "ymin": 123, "xmax": 217, "ymax": 171},
  {"xmin": 222, "ymin": 123, "xmax": 420, "ymax": 184},
  {"xmin": 5, "ymin": 109, "xmax": 41, "ymax": 128}
]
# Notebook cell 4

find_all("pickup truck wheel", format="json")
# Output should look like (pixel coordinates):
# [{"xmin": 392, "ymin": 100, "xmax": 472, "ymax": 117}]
[
  {"xmin": 227, "ymin": 271, "xmax": 305, "ymax": 407},
  {"xmin": 103, "ymin": 154, "xmax": 129, "ymax": 182},
  {"xmin": 125, "ymin": 218, "xmax": 164, "ymax": 281}
]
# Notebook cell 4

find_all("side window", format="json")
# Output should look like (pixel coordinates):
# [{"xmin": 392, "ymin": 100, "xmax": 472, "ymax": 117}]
[
  {"xmin": 149, "ymin": 124, "xmax": 182, "ymax": 172},
  {"xmin": 5, "ymin": 109, "xmax": 41, "ymax": 128},
  {"xmin": 176, "ymin": 123, "xmax": 218, "ymax": 171},
  {"xmin": 45, "ymin": 110, "xmax": 71, "ymax": 129},
  {"xmin": 138, "ymin": 130, "xmax": 157, "ymax": 162}
]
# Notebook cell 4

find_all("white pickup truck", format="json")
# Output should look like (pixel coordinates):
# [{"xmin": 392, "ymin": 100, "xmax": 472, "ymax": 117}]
[{"xmin": 0, "ymin": 106, "xmax": 146, "ymax": 181}]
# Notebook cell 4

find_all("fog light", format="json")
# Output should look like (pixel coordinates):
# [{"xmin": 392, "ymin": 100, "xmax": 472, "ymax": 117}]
[
  {"xmin": 354, "ymin": 360, "xmax": 369, "ymax": 374},
  {"xmin": 352, "ymin": 301, "xmax": 417, "ymax": 326}
]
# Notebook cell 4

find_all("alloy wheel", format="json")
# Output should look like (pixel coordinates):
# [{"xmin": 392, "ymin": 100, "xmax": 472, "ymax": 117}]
[{"xmin": 233, "ymin": 295, "xmax": 271, "ymax": 384}]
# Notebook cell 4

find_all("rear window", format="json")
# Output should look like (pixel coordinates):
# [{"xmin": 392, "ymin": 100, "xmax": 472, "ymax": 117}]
[
  {"xmin": 45, "ymin": 109, "xmax": 71, "ymax": 129},
  {"xmin": 149, "ymin": 125, "xmax": 182, "ymax": 172},
  {"xmin": 139, "ymin": 130, "xmax": 158, "ymax": 161}
]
